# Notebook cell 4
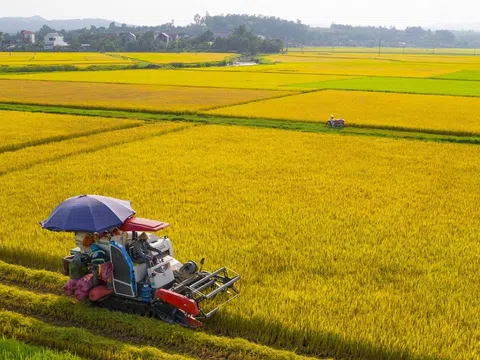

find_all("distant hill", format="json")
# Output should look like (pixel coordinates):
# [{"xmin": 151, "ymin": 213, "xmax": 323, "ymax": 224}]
[{"xmin": 0, "ymin": 16, "xmax": 114, "ymax": 34}]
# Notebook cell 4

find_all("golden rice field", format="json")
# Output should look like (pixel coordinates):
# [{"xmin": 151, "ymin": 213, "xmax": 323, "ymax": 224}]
[
  {"xmin": 0, "ymin": 52, "xmax": 133, "ymax": 66},
  {"xmin": 207, "ymin": 90, "xmax": 480, "ymax": 134},
  {"xmin": 0, "ymin": 79, "xmax": 293, "ymax": 112},
  {"xmin": 0, "ymin": 69, "xmax": 356, "ymax": 90},
  {"xmin": 0, "ymin": 110, "xmax": 141, "ymax": 152},
  {"xmin": 0, "ymin": 49, "xmax": 479, "ymax": 360},
  {"xmin": 112, "ymin": 52, "xmax": 233, "ymax": 64},
  {"xmin": 0, "ymin": 120, "xmax": 479, "ymax": 359},
  {"xmin": 262, "ymin": 54, "xmax": 480, "ymax": 77}
]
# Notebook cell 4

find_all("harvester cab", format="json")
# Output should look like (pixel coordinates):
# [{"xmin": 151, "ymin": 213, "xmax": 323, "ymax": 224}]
[{"xmin": 41, "ymin": 195, "xmax": 240, "ymax": 329}]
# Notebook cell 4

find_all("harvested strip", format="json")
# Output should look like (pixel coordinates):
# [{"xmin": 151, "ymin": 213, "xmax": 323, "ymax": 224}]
[
  {"xmin": 0, "ymin": 110, "xmax": 142, "ymax": 153},
  {"xmin": 0, "ymin": 284, "xmax": 316, "ymax": 360},
  {"xmin": 207, "ymin": 90, "xmax": 480, "ymax": 135},
  {"xmin": 0, "ymin": 79, "xmax": 293, "ymax": 112},
  {"xmin": 0, "ymin": 122, "xmax": 193, "ymax": 175},
  {"xmin": 0, "ymin": 337, "xmax": 83, "ymax": 360},
  {"xmin": 0, "ymin": 310, "xmax": 192, "ymax": 360}
]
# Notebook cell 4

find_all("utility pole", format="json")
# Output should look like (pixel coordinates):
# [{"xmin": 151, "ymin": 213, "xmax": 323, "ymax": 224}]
[{"xmin": 378, "ymin": 39, "xmax": 381, "ymax": 56}]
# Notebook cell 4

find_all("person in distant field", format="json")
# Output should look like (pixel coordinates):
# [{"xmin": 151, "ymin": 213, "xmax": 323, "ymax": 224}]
[{"xmin": 329, "ymin": 115, "xmax": 335, "ymax": 127}]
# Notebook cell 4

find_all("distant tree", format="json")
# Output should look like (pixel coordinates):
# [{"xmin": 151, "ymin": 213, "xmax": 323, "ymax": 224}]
[
  {"xmin": 434, "ymin": 30, "xmax": 455, "ymax": 46},
  {"xmin": 194, "ymin": 14, "xmax": 202, "ymax": 26}
]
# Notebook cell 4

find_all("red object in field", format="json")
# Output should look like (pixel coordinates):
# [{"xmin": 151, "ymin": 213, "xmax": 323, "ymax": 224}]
[
  {"xmin": 185, "ymin": 315, "xmax": 203, "ymax": 328},
  {"xmin": 89, "ymin": 285, "xmax": 113, "ymax": 301},
  {"xmin": 120, "ymin": 217, "xmax": 170, "ymax": 232},
  {"xmin": 155, "ymin": 289, "xmax": 200, "ymax": 316}
]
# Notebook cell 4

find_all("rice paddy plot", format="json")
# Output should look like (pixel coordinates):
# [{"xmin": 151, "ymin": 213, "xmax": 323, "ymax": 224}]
[
  {"xmin": 206, "ymin": 90, "xmax": 480, "ymax": 134},
  {"xmin": 0, "ymin": 79, "xmax": 294, "ymax": 112},
  {"xmin": 0, "ymin": 125, "xmax": 478, "ymax": 359},
  {"xmin": 266, "ymin": 57, "xmax": 451, "ymax": 78},
  {"xmin": 0, "ymin": 69, "xmax": 356, "ymax": 90},
  {"xmin": 0, "ymin": 110, "xmax": 141, "ymax": 153},
  {"xmin": 112, "ymin": 52, "xmax": 232, "ymax": 64},
  {"xmin": 0, "ymin": 52, "xmax": 133, "ymax": 66},
  {"xmin": 282, "ymin": 76, "xmax": 480, "ymax": 97}
]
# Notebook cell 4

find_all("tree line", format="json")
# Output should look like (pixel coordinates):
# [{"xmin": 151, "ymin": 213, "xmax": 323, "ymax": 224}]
[{"xmin": 2, "ymin": 13, "xmax": 480, "ymax": 53}]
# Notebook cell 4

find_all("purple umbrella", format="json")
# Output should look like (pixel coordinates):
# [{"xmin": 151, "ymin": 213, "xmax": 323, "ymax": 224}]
[{"xmin": 41, "ymin": 194, "xmax": 135, "ymax": 233}]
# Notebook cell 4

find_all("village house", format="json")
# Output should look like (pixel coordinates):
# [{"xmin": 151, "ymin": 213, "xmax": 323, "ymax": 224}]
[
  {"xmin": 44, "ymin": 33, "xmax": 68, "ymax": 50},
  {"xmin": 21, "ymin": 30, "xmax": 35, "ymax": 44},
  {"xmin": 119, "ymin": 32, "xmax": 136, "ymax": 44},
  {"xmin": 154, "ymin": 32, "xmax": 186, "ymax": 45}
]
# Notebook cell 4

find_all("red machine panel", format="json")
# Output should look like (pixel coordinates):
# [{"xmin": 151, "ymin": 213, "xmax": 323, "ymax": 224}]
[
  {"xmin": 155, "ymin": 289, "xmax": 200, "ymax": 316},
  {"xmin": 120, "ymin": 217, "xmax": 170, "ymax": 232}
]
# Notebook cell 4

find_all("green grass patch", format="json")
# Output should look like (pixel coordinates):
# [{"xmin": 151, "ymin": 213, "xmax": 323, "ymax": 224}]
[
  {"xmin": 283, "ymin": 77, "xmax": 480, "ymax": 97},
  {"xmin": 435, "ymin": 70, "xmax": 480, "ymax": 81}
]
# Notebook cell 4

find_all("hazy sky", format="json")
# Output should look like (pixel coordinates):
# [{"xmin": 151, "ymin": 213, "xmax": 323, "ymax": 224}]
[{"xmin": 3, "ymin": 0, "xmax": 480, "ymax": 28}]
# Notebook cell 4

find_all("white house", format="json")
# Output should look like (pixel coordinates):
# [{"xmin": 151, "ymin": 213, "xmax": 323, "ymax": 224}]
[{"xmin": 44, "ymin": 33, "xmax": 68, "ymax": 50}]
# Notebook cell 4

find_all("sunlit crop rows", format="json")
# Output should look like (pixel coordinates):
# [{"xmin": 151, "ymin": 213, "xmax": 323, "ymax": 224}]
[
  {"xmin": 207, "ymin": 89, "xmax": 480, "ymax": 134},
  {"xmin": 0, "ymin": 280, "xmax": 313, "ymax": 360},
  {"xmin": 0, "ymin": 110, "xmax": 141, "ymax": 152},
  {"xmin": 0, "ymin": 124, "xmax": 478, "ymax": 359},
  {"xmin": 0, "ymin": 79, "xmax": 293, "ymax": 112},
  {"xmin": 0, "ymin": 69, "xmax": 355, "ymax": 90},
  {"xmin": 0, "ymin": 121, "xmax": 190, "ymax": 175}
]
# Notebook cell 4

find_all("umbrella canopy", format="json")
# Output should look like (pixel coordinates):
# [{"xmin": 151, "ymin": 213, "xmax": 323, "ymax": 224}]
[{"xmin": 41, "ymin": 194, "xmax": 135, "ymax": 233}]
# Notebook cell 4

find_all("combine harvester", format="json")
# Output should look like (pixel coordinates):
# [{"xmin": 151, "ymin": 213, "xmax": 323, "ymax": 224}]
[
  {"xmin": 327, "ymin": 115, "xmax": 345, "ymax": 128},
  {"xmin": 41, "ymin": 195, "xmax": 240, "ymax": 328}
]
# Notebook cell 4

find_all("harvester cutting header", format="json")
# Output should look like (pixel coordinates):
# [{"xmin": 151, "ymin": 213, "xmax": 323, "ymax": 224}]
[{"xmin": 41, "ymin": 194, "xmax": 240, "ymax": 328}]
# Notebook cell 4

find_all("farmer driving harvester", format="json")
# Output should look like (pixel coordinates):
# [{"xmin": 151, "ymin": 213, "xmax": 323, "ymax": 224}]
[
  {"xmin": 130, "ymin": 231, "xmax": 161, "ymax": 265},
  {"xmin": 40, "ymin": 194, "xmax": 240, "ymax": 328}
]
